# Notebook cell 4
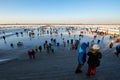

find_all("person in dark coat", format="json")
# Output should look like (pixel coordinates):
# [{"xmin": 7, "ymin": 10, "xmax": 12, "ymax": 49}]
[
  {"xmin": 10, "ymin": 43, "xmax": 14, "ymax": 48},
  {"xmin": 97, "ymin": 39, "xmax": 100, "ymax": 44},
  {"xmin": 115, "ymin": 45, "xmax": 120, "ymax": 57},
  {"xmin": 46, "ymin": 44, "xmax": 50, "ymax": 53},
  {"xmin": 75, "ymin": 42, "xmax": 88, "ymax": 73},
  {"xmin": 39, "ymin": 45, "xmax": 42, "ymax": 52},
  {"xmin": 3, "ymin": 36, "xmax": 5, "ymax": 40},
  {"xmin": 86, "ymin": 44, "xmax": 102, "ymax": 76},
  {"xmin": 109, "ymin": 41, "xmax": 113, "ymax": 48}
]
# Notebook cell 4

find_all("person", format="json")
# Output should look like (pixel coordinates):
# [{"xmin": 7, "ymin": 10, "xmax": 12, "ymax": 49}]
[
  {"xmin": 17, "ymin": 42, "xmax": 23, "ymax": 47},
  {"xmin": 67, "ymin": 40, "xmax": 69, "ymax": 44},
  {"xmin": 97, "ymin": 39, "xmax": 100, "ymax": 44},
  {"xmin": 109, "ymin": 41, "xmax": 113, "ymax": 48},
  {"xmin": 63, "ymin": 40, "xmax": 66, "ymax": 47},
  {"xmin": 71, "ymin": 39, "xmax": 73, "ymax": 44},
  {"xmin": 46, "ymin": 44, "xmax": 50, "ymax": 53},
  {"xmin": 34, "ymin": 45, "xmax": 39, "ymax": 52},
  {"xmin": 39, "ymin": 45, "xmax": 42, "ymax": 52},
  {"xmin": 75, "ymin": 42, "xmax": 88, "ymax": 73},
  {"xmin": 31, "ymin": 49, "xmax": 35, "ymax": 59},
  {"xmin": 51, "ymin": 45, "xmax": 54, "ymax": 53},
  {"xmin": 10, "ymin": 43, "xmax": 14, "ymax": 48},
  {"xmin": 86, "ymin": 44, "xmax": 102, "ymax": 76},
  {"xmin": 3, "ymin": 36, "xmax": 5, "ymax": 40},
  {"xmin": 28, "ymin": 50, "xmax": 32, "ymax": 59},
  {"xmin": 115, "ymin": 45, "xmax": 120, "ymax": 57},
  {"xmin": 75, "ymin": 40, "xmax": 80, "ymax": 50},
  {"xmin": 43, "ymin": 43, "xmax": 46, "ymax": 50}
]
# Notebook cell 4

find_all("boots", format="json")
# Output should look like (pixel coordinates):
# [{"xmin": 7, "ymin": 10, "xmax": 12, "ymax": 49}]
[{"xmin": 75, "ymin": 69, "xmax": 82, "ymax": 74}]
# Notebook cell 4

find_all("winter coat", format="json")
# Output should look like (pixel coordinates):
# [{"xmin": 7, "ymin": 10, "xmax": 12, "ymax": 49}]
[
  {"xmin": 116, "ymin": 45, "xmax": 120, "ymax": 53},
  {"xmin": 78, "ymin": 43, "xmax": 88, "ymax": 64},
  {"xmin": 87, "ymin": 51, "xmax": 102, "ymax": 67}
]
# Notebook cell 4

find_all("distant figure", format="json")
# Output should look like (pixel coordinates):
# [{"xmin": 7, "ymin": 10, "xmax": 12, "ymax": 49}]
[
  {"xmin": 20, "ymin": 32, "xmax": 23, "ymax": 34},
  {"xmin": 50, "ymin": 31, "xmax": 52, "ymax": 36},
  {"xmin": 10, "ymin": 43, "xmax": 14, "ymax": 48},
  {"xmin": 53, "ymin": 39, "xmax": 56, "ymax": 45},
  {"xmin": 51, "ymin": 38, "xmax": 53, "ymax": 42},
  {"xmin": 34, "ymin": 45, "xmax": 39, "ymax": 52},
  {"xmin": 45, "ymin": 40, "xmax": 48, "ymax": 44},
  {"xmin": 63, "ymin": 40, "xmax": 66, "ymax": 47},
  {"xmin": 43, "ymin": 43, "xmax": 46, "ymax": 50},
  {"xmin": 57, "ymin": 42, "xmax": 60, "ymax": 47},
  {"xmin": 16, "ymin": 32, "xmax": 19, "ymax": 37},
  {"xmin": 17, "ymin": 42, "xmax": 23, "ymax": 47},
  {"xmin": 31, "ymin": 49, "xmax": 35, "ymax": 59},
  {"xmin": 46, "ymin": 44, "xmax": 50, "ymax": 53},
  {"xmin": 109, "ymin": 41, "xmax": 113, "ymax": 48},
  {"xmin": 47, "ymin": 30, "xmax": 49, "ymax": 34},
  {"xmin": 94, "ymin": 35, "xmax": 97, "ymax": 39},
  {"xmin": 71, "ymin": 39, "xmax": 73, "ymax": 44},
  {"xmin": 61, "ymin": 33, "xmax": 63, "ymax": 37},
  {"xmin": 115, "ymin": 45, "xmax": 120, "ymax": 57},
  {"xmin": 51, "ymin": 45, "xmax": 54, "ymax": 53},
  {"xmin": 28, "ymin": 50, "xmax": 32, "ymax": 59},
  {"xmin": 39, "ymin": 45, "xmax": 42, "ymax": 52},
  {"xmin": 75, "ymin": 40, "xmax": 80, "ymax": 50},
  {"xmin": 75, "ymin": 42, "xmax": 88, "ymax": 73},
  {"xmin": 3, "ymin": 36, "xmax": 5, "ymax": 40},
  {"xmin": 67, "ymin": 40, "xmax": 69, "ymax": 44},
  {"xmin": 97, "ymin": 39, "xmax": 100, "ymax": 44},
  {"xmin": 49, "ymin": 43, "xmax": 52, "ymax": 50},
  {"xmin": 69, "ymin": 32, "xmax": 71, "ymax": 36},
  {"xmin": 3, "ymin": 31, "xmax": 5, "ymax": 35}
]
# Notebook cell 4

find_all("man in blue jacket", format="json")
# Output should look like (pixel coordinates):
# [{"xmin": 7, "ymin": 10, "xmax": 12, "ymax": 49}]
[
  {"xmin": 75, "ymin": 42, "xmax": 88, "ymax": 73},
  {"xmin": 115, "ymin": 45, "xmax": 120, "ymax": 57}
]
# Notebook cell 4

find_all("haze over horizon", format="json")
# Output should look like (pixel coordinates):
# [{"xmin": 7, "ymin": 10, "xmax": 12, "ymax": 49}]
[{"xmin": 0, "ymin": 0, "xmax": 120, "ymax": 24}]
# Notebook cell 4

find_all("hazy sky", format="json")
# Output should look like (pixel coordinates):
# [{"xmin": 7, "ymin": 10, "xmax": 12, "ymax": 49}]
[{"xmin": 0, "ymin": 0, "xmax": 120, "ymax": 24}]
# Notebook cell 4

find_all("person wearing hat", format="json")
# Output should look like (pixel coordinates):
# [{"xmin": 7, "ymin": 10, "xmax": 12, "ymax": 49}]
[
  {"xmin": 86, "ymin": 44, "xmax": 102, "ymax": 76},
  {"xmin": 75, "ymin": 42, "xmax": 88, "ymax": 73}
]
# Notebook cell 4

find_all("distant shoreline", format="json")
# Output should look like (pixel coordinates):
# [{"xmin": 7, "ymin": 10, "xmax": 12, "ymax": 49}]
[{"xmin": 0, "ymin": 23, "xmax": 120, "ymax": 25}]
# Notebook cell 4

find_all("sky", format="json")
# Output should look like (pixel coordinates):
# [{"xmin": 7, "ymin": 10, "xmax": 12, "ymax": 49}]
[{"xmin": 0, "ymin": 0, "xmax": 120, "ymax": 24}]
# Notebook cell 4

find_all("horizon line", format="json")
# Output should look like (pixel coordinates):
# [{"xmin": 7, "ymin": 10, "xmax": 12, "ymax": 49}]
[{"xmin": 0, "ymin": 23, "xmax": 120, "ymax": 25}]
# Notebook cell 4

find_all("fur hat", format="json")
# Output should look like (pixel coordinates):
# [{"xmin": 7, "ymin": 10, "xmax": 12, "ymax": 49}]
[{"xmin": 92, "ymin": 44, "xmax": 100, "ymax": 50}]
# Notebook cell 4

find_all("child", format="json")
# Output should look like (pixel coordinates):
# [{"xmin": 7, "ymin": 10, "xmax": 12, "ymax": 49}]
[{"xmin": 86, "ymin": 44, "xmax": 102, "ymax": 76}]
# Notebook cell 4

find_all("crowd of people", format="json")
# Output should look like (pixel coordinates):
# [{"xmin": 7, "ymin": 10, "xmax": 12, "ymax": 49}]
[{"xmin": 1, "ymin": 27, "xmax": 120, "ymax": 78}]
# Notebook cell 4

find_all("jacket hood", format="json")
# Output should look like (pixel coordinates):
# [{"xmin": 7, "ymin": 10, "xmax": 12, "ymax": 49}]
[{"xmin": 79, "ymin": 42, "xmax": 88, "ymax": 53}]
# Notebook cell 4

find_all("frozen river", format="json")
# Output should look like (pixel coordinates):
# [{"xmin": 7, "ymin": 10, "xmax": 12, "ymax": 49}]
[{"xmin": 0, "ymin": 27, "xmax": 111, "ymax": 50}]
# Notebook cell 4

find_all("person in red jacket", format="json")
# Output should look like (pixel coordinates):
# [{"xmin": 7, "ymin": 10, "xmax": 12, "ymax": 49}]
[
  {"xmin": 31, "ymin": 49, "xmax": 35, "ymax": 59},
  {"xmin": 28, "ymin": 50, "xmax": 32, "ymax": 59},
  {"xmin": 86, "ymin": 44, "xmax": 102, "ymax": 76}
]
